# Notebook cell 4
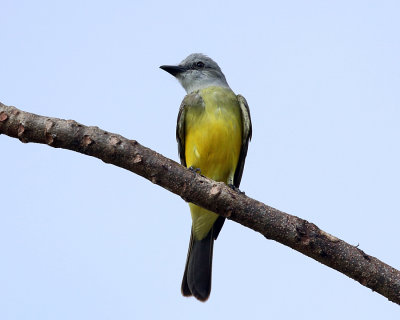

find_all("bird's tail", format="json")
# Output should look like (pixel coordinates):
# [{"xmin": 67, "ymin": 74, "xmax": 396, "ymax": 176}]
[{"xmin": 181, "ymin": 229, "xmax": 214, "ymax": 302}]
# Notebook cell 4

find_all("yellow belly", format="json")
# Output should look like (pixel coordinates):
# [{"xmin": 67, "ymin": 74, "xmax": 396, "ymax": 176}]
[{"xmin": 185, "ymin": 86, "xmax": 242, "ymax": 240}]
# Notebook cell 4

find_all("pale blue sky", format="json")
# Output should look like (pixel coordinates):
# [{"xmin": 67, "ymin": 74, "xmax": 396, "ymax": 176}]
[{"xmin": 1, "ymin": 1, "xmax": 400, "ymax": 319}]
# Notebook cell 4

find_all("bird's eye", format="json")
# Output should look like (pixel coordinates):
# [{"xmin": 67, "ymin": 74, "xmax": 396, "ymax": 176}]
[{"xmin": 196, "ymin": 61, "xmax": 205, "ymax": 68}]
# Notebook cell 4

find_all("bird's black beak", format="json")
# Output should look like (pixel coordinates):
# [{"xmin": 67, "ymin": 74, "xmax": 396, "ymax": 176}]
[{"xmin": 160, "ymin": 65, "xmax": 186, "ymax": 77}]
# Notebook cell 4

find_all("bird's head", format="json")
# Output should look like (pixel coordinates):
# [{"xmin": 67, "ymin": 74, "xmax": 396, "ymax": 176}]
[{"xmin": 160, "ymin": 53, "xmax": 230, "ymax": 93}]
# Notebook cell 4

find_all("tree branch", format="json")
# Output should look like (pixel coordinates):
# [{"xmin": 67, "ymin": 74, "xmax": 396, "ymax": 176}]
[{"xmin": 1, "ymin": 101, "xmax": 399, "ymax": 305}]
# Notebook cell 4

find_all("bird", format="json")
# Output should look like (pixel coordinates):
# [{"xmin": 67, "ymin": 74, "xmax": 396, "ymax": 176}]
[{"xmin": 160, "ymin": 53, "xmax": 252, "ymax": 301}]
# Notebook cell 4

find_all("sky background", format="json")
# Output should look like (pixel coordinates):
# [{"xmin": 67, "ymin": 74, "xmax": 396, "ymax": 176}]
[{"xmin": 1, "ymin": 1, "xmax": 400, "ymax": 319}]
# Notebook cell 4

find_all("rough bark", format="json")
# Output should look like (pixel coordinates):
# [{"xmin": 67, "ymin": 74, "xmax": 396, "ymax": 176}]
[{"xmin": 1, "ymin": 102, "xmax": 400, "ymax": 305}]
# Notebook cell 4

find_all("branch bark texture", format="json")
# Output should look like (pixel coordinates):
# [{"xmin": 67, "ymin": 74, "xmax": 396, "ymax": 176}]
[{"xmin": 1, "ymin": 102, "xmax": 399, "ymax": 305}]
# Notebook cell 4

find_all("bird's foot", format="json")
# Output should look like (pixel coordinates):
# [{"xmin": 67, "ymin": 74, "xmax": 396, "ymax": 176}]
[
  {"xmin": 228, "ymin": 184, "xmax": 246, "ymax": 195},
  {"xmin": 189, "ymin": 166, "xmax": 202, "ymax": 174}
]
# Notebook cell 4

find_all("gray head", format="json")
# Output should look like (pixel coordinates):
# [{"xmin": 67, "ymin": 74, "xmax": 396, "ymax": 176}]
[{"xmin": 160, "ymin": 53, "xmax": 230, "ymax": 93}]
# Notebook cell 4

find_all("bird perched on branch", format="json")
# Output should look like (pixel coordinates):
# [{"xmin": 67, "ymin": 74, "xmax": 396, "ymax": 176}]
[{"xmin": 160, "ymin": 53, "xmax": 252, "ymax": 301}]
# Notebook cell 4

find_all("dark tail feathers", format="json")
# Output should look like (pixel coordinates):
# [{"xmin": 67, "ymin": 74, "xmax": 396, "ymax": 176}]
[{"xmin": 181, "ymin": 229, "xmax": 214, "ymax": 301}]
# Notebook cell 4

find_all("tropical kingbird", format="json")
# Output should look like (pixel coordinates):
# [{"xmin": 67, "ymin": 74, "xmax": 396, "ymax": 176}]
[{"xmin": 160, "ymin": 53, "xmax": 252, "ymax": 301}]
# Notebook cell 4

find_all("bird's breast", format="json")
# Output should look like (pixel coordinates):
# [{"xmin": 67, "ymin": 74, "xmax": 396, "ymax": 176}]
[{"xmin": 184, "ymin": 87, "xmax": 242, "ymax": 183}]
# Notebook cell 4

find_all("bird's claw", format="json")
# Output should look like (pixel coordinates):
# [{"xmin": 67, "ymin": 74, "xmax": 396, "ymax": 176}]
[
  {"xmin": 189, "ymin": 166, "xmax": 202, "ymax": 174},
  {"xmin": 228, "ymin": 184, "xmax": 246, "ymax": 195}
]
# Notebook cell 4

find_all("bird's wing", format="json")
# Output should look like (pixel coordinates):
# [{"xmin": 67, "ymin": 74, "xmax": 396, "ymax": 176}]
[
  {"xmin": 176, "ymin": 92, "xmax": 204, "ymax": 167},
  {"xmin": 234, "ymin": 94, "xmax": 252, "ymax": 187}
]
